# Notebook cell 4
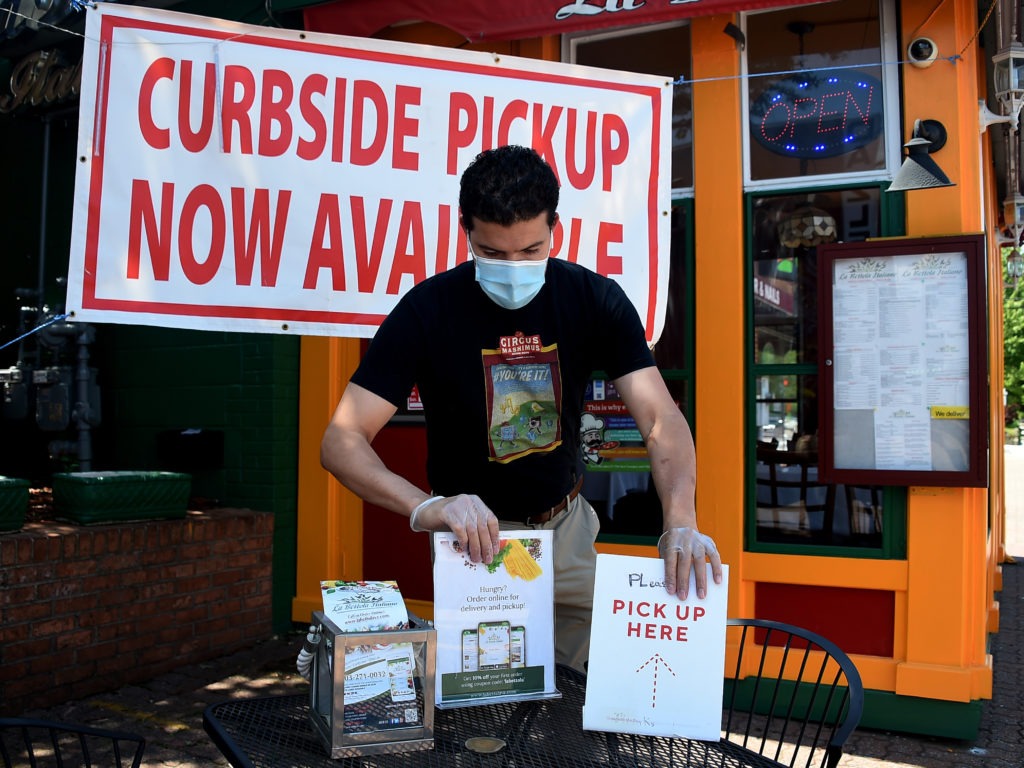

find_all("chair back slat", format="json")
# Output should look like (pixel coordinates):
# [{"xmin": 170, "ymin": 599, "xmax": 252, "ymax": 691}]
[
  {"xmin": 723, "ymin": 618, "xmax": 864, "ymax": 768},
  {"xmin": 0, "ymin": 718, "xmax": 145, "ymax": 768}
]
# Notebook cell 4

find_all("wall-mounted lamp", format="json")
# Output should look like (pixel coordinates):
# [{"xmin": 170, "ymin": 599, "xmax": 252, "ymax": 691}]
[
  {"xmin": 887, "ymin": 119, "xmax": 954, "ymax": 192},
  {"xmin": 1004, "ymin": 194, "xmax": 1024, "ymax": 235},
  {"xmin": 993, "ymin": 42, "xmax": 1024, "ymax": 132},
  {"xmin": 980, "ymin": 100, "xmax": 1016, "ymax": 133},
  {"xmin": 1002, "ymin": 194, "xmax": 1024, "ymax": 291},
  {"xmin": 1008, "ymin": 249, "xmax": 1024, "ymax": 289}
]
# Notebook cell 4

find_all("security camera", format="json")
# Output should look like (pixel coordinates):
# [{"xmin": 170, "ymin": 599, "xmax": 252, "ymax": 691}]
[{"xmin": 908, "ymin": 38, "xmax": 938, "ymax": 68}]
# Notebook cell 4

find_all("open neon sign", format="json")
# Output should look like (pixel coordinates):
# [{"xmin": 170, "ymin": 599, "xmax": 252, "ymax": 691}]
[{"xmin": 749, "ymin": 70, "xmax": 883, "ymax": 159}]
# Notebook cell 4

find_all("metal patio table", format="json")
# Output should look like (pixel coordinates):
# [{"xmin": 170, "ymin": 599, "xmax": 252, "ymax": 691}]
[{"xmin": 203, "ymin": 665, "xmax": 784, "ymax": 768}]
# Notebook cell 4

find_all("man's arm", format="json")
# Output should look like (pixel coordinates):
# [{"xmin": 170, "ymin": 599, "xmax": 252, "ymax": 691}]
[
  {"xmin": 320, "ymin": 382, "xmax": 500, "ymax": 562},
  {"xmin": 612, "ymin": 366, "xmax": 722, "ymax": 598},
  {"xmin": 321, "ymin": 381, "xmax": 424, "ymax": 514}
]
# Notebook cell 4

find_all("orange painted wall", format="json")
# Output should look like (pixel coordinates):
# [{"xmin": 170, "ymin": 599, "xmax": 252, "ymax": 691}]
[
  {"xmin": 688, "ymin": 13, "xmax": 749, "ymax": 619},
  {"xmin": 292, "ymin": 336, "xmax": 363, "ymax": 622},
  {"xmin": 893, "ymin": 0, "xmax": 993, "ymax": 703}
]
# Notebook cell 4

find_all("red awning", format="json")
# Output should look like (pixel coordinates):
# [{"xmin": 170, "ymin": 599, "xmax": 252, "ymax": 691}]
[{"xmin": 304, "ymin": 0, "xmax": 809, "ymax": 42}]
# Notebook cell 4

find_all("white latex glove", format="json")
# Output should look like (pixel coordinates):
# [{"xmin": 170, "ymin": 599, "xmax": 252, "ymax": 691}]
[
  {"xmin": 658, "ymin": 526, "xmax": 723, "ymax": 599},
  {"xmin": 410, "ymin": 494, "xmax": 501, "ymax": 564}
]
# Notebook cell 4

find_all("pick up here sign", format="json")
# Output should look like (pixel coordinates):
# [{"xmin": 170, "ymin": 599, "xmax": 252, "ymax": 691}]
[
  {"xmin": 67, "ymin": 4, "xmax": 672, "ymax": 341},
  {"xmin": 584, "ymin": 555, "xmax": 728, "ymax": 739}
]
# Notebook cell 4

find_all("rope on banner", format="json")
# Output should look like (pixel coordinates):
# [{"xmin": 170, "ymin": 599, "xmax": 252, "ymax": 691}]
[
  {"xmin": 670, "ymin": 55, "xmax": 962, "ymax": 88},
  {"xmin": 0, "ymin": 313, "xmax": 72, "ymax": 353}
]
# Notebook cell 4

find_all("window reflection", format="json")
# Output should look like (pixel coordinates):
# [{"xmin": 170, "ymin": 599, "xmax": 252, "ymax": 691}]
[
  {"xmin": 653, "ymin": 206, "xmax": 689, "ymax": 370},
  {"xmin": 755, "ymin": 395, "xmax": 885, "ymax": 548},
  {"xmin": 751, "ymin": 189, "xmax": 884, "ymax": 548},
  {"xmin": 755, "ymin": 446, "xmax": 885, "ymax": 547},
  {"xmin": 570, "ymin": 26, "xmax": 694, "ymax": 540},
  {"xmin": 752, "ymin": 189, "xmax": 880, "ymax": 366},
  {"xmin": 752, "ymin": 196, "xmax": 829, "ymax": 365},
  {"xmin": 571, "ymin": 23, "xmax": 693, "ymax": 190},
  {"xmin": 755, "ymin": 374, "xmax": 813, "ymax": 452},
  {"xmin": 580, "ymin": 378, "xmax": 687, "ymax": 537}
]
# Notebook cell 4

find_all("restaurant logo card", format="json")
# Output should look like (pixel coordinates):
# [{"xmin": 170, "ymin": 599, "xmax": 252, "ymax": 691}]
[
  {"xmin": 432, "ymin": 530, "xmax": 557, "ymax": 706},
  {"xmin": 319, "ymin": 580, "xmax": 409, "ymax": 632},
  {"xmin": 583, "ymin": 555, "xmax": 729, "ymax": 740}
]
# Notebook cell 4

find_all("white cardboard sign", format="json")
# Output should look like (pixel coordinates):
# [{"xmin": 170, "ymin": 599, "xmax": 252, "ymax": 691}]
[{"xmin": 584, "ymin": 555, "xmax": 729, "ymax": 740}]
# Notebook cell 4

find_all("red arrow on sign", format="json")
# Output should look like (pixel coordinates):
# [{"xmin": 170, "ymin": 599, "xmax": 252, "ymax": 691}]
[{"xmin": 635, "ymin": 653, "xmax": 677, "ymax": 708}]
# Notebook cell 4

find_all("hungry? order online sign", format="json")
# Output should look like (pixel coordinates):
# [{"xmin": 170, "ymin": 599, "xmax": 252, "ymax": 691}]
[{"xmin": 67, "ymin": 4, "xmax": 671, "ymax": 341}]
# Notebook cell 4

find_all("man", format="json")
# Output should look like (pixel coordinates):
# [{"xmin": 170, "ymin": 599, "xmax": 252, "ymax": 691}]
[{"xmin": 321, "ymin": 145, "xmax": 721, "ymax": 671}]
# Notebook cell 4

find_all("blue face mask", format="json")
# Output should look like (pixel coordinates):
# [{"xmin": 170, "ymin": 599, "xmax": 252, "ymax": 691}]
[{"xmin": 471, "ymin": 244, "xmax": 548, "ymax": 310}]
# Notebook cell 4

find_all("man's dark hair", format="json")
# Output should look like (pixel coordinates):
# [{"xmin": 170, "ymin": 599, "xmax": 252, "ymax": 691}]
[{"xmin": 459, "ymin": 145, "xmax": 560, "ymax": 232}]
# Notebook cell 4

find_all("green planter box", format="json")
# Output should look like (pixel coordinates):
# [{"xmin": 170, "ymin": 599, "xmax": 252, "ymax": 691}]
[
  {"xmin": 0, "ymin": 476, "xmax": 30, "ymax": 532},
  {"xmin": 52, "ymin": 471, "xmax": 191, "ymax": 524}
]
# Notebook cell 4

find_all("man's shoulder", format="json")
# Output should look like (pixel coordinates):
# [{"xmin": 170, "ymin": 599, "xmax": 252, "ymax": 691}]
[
  {"xmin": 424, "ymin": 260, "xmax": 472, "ymax": 281},
  {"xmin": 405, "ymin": 261, "xmax": 474, "ymax": 297},
  {"xmin": 547, "ymin": 258, "xmax": 622, "ymax": 300},
  {"xmin": 547, "ymin": 257, "xmax": 609, "ymax": 283}
]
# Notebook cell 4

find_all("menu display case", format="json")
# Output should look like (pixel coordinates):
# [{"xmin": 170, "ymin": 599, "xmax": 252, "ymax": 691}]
[{"xmin": 817, "ymin": 235, "xmax": 987, "ymax": 487}]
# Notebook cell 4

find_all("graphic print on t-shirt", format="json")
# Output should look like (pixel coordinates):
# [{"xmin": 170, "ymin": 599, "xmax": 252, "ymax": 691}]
[{"xmin": 483, "ymin": 332, "xmax": 562, "ymax": 463}]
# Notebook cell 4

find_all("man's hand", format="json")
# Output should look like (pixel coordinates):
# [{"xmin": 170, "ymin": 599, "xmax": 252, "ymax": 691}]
[
  {"xmin": 658, "ymin": 527, "xmax": 723, "ymax": 599},
  {"xmin": 411, "ymin": 495, "xmax": 501, "ymax": 564}
]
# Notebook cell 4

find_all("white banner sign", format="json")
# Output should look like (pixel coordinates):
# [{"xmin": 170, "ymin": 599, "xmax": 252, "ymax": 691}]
[{"xmin": 66, "ymin": 5, "xmax": 671, "ymax": 341}]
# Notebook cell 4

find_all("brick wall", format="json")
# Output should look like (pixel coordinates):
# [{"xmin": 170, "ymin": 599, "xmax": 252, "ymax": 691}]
[{"xmin": 0, "ymin": 508, "xmax": 273, "ymax": 716}]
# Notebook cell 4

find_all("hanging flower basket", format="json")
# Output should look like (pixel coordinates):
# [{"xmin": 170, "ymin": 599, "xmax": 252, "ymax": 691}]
[{"xmin": 52, "ymin": 471, "xmax": 191, "ymax": 524}]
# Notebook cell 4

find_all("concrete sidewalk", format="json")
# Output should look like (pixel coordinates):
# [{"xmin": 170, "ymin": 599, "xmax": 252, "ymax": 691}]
[{"xmin": 16, "ymin": 447, "xmax": 1024, "ymax": 768}]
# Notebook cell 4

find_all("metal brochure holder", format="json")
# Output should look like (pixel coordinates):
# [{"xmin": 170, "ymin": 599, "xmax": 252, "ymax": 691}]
[{"xmin": 309, "ymin": 611, "xmax": 436, "ymax": 758}]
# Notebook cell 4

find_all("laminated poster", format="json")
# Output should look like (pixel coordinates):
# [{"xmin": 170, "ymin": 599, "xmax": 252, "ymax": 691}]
[
  {"xmin": 338, "ymin": 642, "xmax": 422, "ymax": 733},
  {"xmin": 316, "ymin": 580, "xmax": 423, "ymax": 732},
  {"xmin": 432, "ymin": 530, "xmax": 557, "ymax": 706},
  {"xmin": 584, "ymin": 555, "xmax": 729, "ymax": 740}
]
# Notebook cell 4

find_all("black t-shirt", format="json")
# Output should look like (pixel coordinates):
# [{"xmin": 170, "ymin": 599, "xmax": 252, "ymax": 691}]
[{"xmin": 351, "ymin": 258, "xmax": 655, "ymax": 518}]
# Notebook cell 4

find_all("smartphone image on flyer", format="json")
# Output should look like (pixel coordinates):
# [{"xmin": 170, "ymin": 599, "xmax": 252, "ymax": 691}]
[
  {"xmin": 461, "ymin": 629, "xmax": 479, "ymax": 672},
  {"xmin": 387, "ymin": 654, "xmax": 416, "ymax": 703},
  {"xmin": 510, "ymin": 625, "xmax": 526, "ymax": 668},
  {"xmin": 477, "ymin": 621, "xmax": 511, "ymax": 670}
]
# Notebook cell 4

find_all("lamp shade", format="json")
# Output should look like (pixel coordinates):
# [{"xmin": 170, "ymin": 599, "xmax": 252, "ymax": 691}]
[
  {"xmin": 994, "ymin": 44, "xmax": 1024, "ymax": 110},
  {"xmin": 777, "ymin": 205, "xmax": 837, "ymax": 248},
  {"xmin": 887, "ymin": 137, "xmax": 954, "ymax": 191},
  {"xmin": 1004, "ymin": 194, "xmax": 1024, "ymax": 231},
  {"xmin": 1009, "ymin": 249, "xmax": 1024, "ymax": 285}
]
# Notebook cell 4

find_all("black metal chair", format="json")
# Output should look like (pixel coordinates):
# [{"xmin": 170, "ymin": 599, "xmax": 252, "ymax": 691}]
[
  {"xmin": 723, "ymin": 618, "xmax": 864, "ymax": 768},
  {"xmin": 0, "ymin": 718, "xmax": 146, "ymax": 768}
]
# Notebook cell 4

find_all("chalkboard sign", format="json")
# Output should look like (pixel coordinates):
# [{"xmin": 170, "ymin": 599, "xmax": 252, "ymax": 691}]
[{"xmin": 817, "ymin": 235, "xmax": 987, "ymax": 487}]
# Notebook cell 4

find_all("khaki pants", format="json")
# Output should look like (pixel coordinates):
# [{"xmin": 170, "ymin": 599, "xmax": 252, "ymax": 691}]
[{"xmin": 498, "ymin": 494, "xmax": 599, "ymax": 672}]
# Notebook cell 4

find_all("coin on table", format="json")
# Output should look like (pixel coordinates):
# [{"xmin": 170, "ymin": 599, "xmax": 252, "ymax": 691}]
[{"xmin": 465, "ymin": 737, "xmax": 506, "ymax": 753}]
